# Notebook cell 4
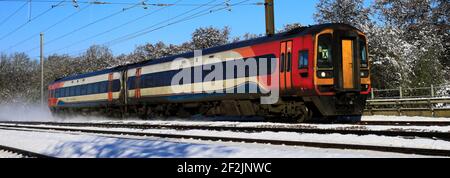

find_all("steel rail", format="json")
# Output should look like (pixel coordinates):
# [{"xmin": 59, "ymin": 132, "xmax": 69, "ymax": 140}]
[
  {"xmin": 0, "ymin": 145, "xmax": 53, "ymax": 158},
  {"xmin": 0, "ymin": 122, "xmax": 449, "ymax": 157},
  {"xmin": 0, "ymin": 121, "xmax": 449, "ymax": 141}
]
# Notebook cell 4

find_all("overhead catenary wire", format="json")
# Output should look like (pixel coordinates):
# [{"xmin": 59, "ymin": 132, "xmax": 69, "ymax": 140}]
[
  {"xmin": 0, "ymin": 0, "xmax": 65, "ymax": 41},
  {"xmin": 6, "ymin": 4, "xmax": 92, "ymax": 51},
  {"xmin": 48, "ymin": 0, "xmax": 184, "ymax": 54},
  {"xmin": 24, "ymin": 0, "xmax": 152, "ymax": 53},
  {"xmin": 67, "ymin": 0, "xmax": 221, "ymax": 56},
  {"xmin": 105, "ymin": 0, "xmax": 252, "ymax": 47},
  {"xmin": 67, "ymin": 0, "xmax": 253, "ymax": 56},
  {"xmin": 0, "ymin": 1, "xmax": 28, "ymax": 27},
  {"xmin": 0, "ymin": 0, "xmax": 262, "ymax": 6}
]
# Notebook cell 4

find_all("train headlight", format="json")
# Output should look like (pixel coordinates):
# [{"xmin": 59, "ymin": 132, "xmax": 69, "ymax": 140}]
[
  {"xmin": 317, "ymin": 70, "xmax": 333, "ymax": 78},
  {"xmin": 360, "ymin": 70, "xmax": 369, "ymax": 78}
]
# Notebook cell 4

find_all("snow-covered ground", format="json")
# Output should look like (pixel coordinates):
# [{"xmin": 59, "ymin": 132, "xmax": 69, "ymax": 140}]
[
  {"xmin": 361, "ymin": 115, "xmax": 450, "ymax": 122},
  {"xmin": 0, "ymin": 128, "xmax": 432, "ymax": 158},
  {"xmin": 3, "ymin": 122, "xmax": 449, "ymax": 151}
]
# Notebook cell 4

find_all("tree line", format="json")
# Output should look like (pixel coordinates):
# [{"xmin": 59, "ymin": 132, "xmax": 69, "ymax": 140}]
[{"xmin": 0, "ymin": 0, "xmax": 448, "ymax": 104}]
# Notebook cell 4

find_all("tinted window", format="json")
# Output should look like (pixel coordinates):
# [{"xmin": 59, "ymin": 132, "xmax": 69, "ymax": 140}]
[
  {"xmin": 87, "ymin": 84, "xmax": 92, "ymax": 95},
  {"xmin": 287, "ymin": 52, "xmax": 292, "ymax": 72},
  {"xmin": 102, "ymin": 82, "xmax": 108, "ymax": 93},
  {"xmin": 75, "ymin": 86, "xmax": 80, "ymax": 96},
  {"xmin": 280, "ymin": 53, "xmax": 285, "ymax": 72},
  {"xmin": 317, "ymin": 34, "xmax": 333, "ymax": 68},
  {"xmin": 113, "ymin": 80, "xmax": 121, "ymax": 92},
  {"xmin": 360, "ymin": 39, "xmax": 368, "ymax": 68},
  {"xmin": 81, "ymin": 85, "xmax": 87, "ymax": 95},
  {"xmin": 128, "ymin": 78, "xmax": 135, "ymax": 90},
  {"xmin": 65, "ymin": 88, "xmax": 70, "ymax": 97},
  {"xmin": 96, "ymin": 83, "xmax": 101, "ymax": 93},
  {"xmin": 69, "ymin": 87, "xmax": 75, "ymax": 96},
  {"xmin": 299, "ymin": 50, "xmax": 309, "ymax": 69}
]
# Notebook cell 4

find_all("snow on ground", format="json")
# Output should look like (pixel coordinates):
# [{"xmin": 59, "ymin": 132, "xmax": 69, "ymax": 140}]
[
  {"xmin": 0, "ymin": 128, "xmax": 431, "ymax": 158},
  {"xmin": 3, "ymin": 120, "xmax": 450, "ymax": 151},
  {"xmin": 0, "ymin": 150, "xmax": 23, "ymax": 158},
  {"xmin": 43, "ymin": 117, "xmax": 450, "ymax": 133},
  {"xmin": 361, "ymin": 115, "xmax": 450, "ymax": 122},
  {"xmin": 9, "ymin": 124, "xmax": 449, "ymax": 151}
]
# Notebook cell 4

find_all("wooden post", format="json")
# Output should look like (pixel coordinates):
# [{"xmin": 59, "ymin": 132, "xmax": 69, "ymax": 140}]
[
  {"xmin": 40, "ymin": 32, "xmax": 44, "ymax": 108},
  {"xmin": 431, "ymin": 84, "xmax": 434, "ymax": 98},
  {"xmin": 399, "ymin": 87, "xmax": 403, "ymax": 99},
  {"xmin": 371, "ymin": 88, "xmax": 375, "ymax": 100},
  {"xmin": 264, "ymin": 0, "xmax": 275, "ymax": 36}
]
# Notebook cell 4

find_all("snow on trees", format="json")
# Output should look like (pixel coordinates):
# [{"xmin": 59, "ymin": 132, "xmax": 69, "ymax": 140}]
[
  {"xmin": 314, "ymin": 0, "xmax": 371, "ymax": 29},
  {"xmin": 192, "ymin": 26, "xmax": 230, "ymax": 49},
  {"xmin": 315, "ymin": 0, "xmax": 448, "ymax": 89}
]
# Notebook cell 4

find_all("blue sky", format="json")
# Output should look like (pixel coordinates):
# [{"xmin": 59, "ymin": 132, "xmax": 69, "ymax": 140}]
[{"xmin": 0, "ymin": 0, "xmax": 319, "ymax": 59}]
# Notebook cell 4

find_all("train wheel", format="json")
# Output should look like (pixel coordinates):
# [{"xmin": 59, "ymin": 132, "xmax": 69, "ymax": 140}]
[{"xmin": 296, "ymin": 106, "xmax": 313, "ymax": 123}]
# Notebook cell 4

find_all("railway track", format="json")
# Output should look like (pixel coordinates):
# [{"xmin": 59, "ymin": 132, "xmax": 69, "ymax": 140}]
[
  {"xmin": 357, "ymin": 120, "xmax": 450, "ymax": 126},
  {"xmin": 0, "ymin": 121, "xmax": 449, "ymax": 157},
  {"xmin": 0, "ymin": 121, "xmax": 449, "ymax": 141},
  {"xmin": 0, "ymin": 145, "xmax": 53, "ymax": 158}
]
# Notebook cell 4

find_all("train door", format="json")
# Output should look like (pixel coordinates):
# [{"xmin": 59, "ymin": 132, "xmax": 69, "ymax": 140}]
[
  {"xmin": 280, "ymin": 41, "xmax": 293, "ymax": 94},
  {"xmin": 135, "ymin": 68, "xmax": 142, "ymax": 99},
  {"xmin": 108, "ymin": 73, "xmax": 113, "ymax": 102},
  {"xmin": 341, "ymin": 39, "xmax": 354, "ymax": 89}
]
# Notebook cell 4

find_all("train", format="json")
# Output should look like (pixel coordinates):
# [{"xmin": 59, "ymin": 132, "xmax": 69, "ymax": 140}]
[{"xmin": 48, "ymin": 23, "xmax": 371, "ymax": 122}]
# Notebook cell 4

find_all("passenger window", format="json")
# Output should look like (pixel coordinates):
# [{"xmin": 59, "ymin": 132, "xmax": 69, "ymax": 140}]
[
  {"xmin": 65, "ymin": 88, "xmax": 69, "ymax": 97},
  {"xmin": 317, "ymin": 34, "xmax": 333, "ymax": 68},
  {"xmin": 360, "ymin": 39, "xmax": 368, "ymax": 68},
  {"xmin": 102, "ymin": 82, "xmax": 108, "ymax": 93},
  {"xmin": 69, "ymin": 87, "xmax": 74, "ymax": 96},
  {"xmin": 299, "ymin": 51, "xmax": 309, "ymax": 69},
  {"xmin": 81, "ymin": 85, "xmax": 87, "ymax": 95},
  {"xmin": 113, "ymin": 80, "xmax": 121, "ymax": 92},
  {"xmin": 286, "ymin": 52, "xmax": 292, "ymax": 72},
  {"xmin": 96, "ymin": 83, "xmax": 101, "ymax": 93},
  {"xmin": 280, "ymin": 53, "xmax": 285, "ymax": 72},
  {"xmin": 87, "ymin": 84, "xmax": 92, "ymax": 94},
  {"xmin": 75, "ymin": 86, "xmax": 81, "ymax": 96}
]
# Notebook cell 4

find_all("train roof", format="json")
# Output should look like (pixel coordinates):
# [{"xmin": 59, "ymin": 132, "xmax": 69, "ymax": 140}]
[{"xmin": 53, "ymin": 23, "xmax": 360, "ymax": 83}]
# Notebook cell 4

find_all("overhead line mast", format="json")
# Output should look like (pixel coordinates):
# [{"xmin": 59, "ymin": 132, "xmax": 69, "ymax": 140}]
[{"xmin": 264, "ymin": 0, "xmax": 274, "ymax": 36}]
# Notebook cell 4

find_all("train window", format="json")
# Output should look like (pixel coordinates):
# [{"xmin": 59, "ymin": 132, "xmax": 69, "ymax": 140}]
[
  {"xmin": 299, "ymin": 50, "xmax": 309, "ymax": 69},
  {"xmin": 99, "ymin": 82, "xmax": 105, "ymax": 93},
  {"xmin": 286, "ymin": 52, "xmax": 292, "ymax": 72},
  {"xmin": 360, "ymin": 39, "xmax": 368, "ymax": 68},
  {"xmin": 87, "ymin": 84, "xmax": 92, "ymax": 95},
  {"xmin": 81, "ymin": 85, "xmax": 87, "ymax": 95},
  {"xmin": 63, "ymin": 88, "xmax": 68, "ymax": 97},
  {"xmin": 113, "ymin": 80, "xmax": 121, "ymax": 92},
  {"xmin": 55, "ymin": 89, "xmax": 59, "ymax": 98},
  {"xmin": 98, "ymin": 82, "xmax": 103, "ymax": 93},
  {"xmin": 317, "ymin": 34, "xmax": 333, "ymax": 68},
  {"xmin": 140, "ymin": 75, "xmax": 146, "ymax": 88},
  {"xmin": 128, "ymin": 78, "xmax": 134, "ymax": 90},
  {"xmin": 75, "ymin": 86, "xmax": 80, "ymax": 96},
  {"xmin": 69, "ymin": 87, "xmax": 74, "ymax": 96},
  {"xmin": 103, "ymin": 82, "xmax": 109, "ymax": 93},
  {"xmin": 280, "ymin": 53, "xmax": 285, "ymax": 72}
]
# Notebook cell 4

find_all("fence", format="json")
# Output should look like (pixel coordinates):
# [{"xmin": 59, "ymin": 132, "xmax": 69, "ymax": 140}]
[
  {"xmin": 365, "ymin": 84, "xmax": 450, "ymax": 117},
  {"xmin": 370, "ymin": 84, "xmax": 450, "ymax": 100}
]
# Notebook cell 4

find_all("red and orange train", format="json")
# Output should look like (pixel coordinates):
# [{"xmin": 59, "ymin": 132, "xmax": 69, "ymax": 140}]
[{"xmin": 48, "ymin": 23, "xmax": 371, "ymax": 122}]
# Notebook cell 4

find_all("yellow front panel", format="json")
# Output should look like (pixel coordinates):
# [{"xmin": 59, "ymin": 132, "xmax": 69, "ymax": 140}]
[{"xmin": 342, "ymin": 40, "xmax": 354, "ymax": 89}]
